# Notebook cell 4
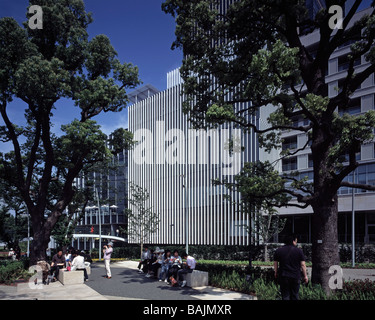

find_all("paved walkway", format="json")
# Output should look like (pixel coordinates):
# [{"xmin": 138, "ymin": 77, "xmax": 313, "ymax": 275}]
[
  {"xmin": 1, "ymin": 261, "xmax": 374, "ymax": 300},
  {"xmin": 0, "ymin": 260, "xmax": 255, "ymax": 300}
]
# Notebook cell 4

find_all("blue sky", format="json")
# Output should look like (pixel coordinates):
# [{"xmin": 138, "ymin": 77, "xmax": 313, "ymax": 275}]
[
  {"xmin": 0, "ymin": 0, "xmax": 183, "ymax": 150},
  {"xmin": 0, "ymin": 0, "xmax": 373, "ymax": 152}
]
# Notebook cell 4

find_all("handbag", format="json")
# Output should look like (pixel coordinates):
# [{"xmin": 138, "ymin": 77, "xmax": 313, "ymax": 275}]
[{"xmin": 169, "ymin": 276, "xmax": 178, "ymax": 287}]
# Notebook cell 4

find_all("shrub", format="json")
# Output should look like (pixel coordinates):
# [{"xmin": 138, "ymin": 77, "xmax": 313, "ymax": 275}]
[
  {"xmin": 299, "ymin": 283, "xmax": 329, "ymax": 300},
  {"xmin": 195, "ymin": 260, "xmax": 375, "ymax": 300},
  {"xmin": 0, "ymin": 261, "xmax": 32, "ymax": 285},
  {"xmin": 337, "ymin": 279, "xmax": 375, "ymax": 300}
]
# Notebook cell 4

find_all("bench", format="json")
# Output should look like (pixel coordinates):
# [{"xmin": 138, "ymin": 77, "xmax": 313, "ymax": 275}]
[
  {"xmin": 186, "ymin": 270, "xmax": 208, "ymax": 288},
  {"xmin": 58, "ymin": 270, "xmax": 84, "ymax": 285}
]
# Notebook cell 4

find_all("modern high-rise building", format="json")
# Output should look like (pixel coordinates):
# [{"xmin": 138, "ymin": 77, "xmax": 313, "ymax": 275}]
[
  {"xmin": 71, "ymin": 148, "xmax": 129, "ymax": 250},
  {"xmin": 128, "ymin": 71, "xmax": 271, "ymax": 246},
  {"xmin": 128, "ymin": 3, "xmax": 375, "ymax": 248},
  {"xmin": 275, "ymin": 6, "xmax": 375, "ymax": 244}
]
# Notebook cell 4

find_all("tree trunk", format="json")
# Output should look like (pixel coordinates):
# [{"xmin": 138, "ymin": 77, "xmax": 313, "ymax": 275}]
[
  {"xmin": 264, "ymin": 244, "xmax": 269, "ymax": 262},
  {"xmin": 29, "ymin": 209, "xmax": 62, "ymax": 266},
  {"xmin": 311, "ymin": 194, "xmax": 340, "ymax": 294},
  {"xmin": 30, "ymin": 229, "xmax": 50, "ymax": 266}
]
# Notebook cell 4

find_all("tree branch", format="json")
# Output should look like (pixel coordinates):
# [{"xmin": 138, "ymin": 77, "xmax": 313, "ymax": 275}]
[{"xmin": 341, "ymin": 181, "xmax": 375, "ymax": 191}]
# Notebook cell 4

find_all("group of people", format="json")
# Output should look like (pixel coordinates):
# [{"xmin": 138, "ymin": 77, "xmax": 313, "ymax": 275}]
[
  {"xmin": 44, "ymin": 234, "xmax": 307, "ymax": 300},
  {"xmin": 49, "ymin": 247, "xmax": 92, "ymax": 283},
  {"xmin": 137, "ymin": 246, "xmax": 196, "ymax": 288}
]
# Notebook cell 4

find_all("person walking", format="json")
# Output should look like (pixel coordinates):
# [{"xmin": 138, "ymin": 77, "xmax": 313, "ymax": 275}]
[
  {"xmin": 103, "ymin": 242, "xmax": 113, "ymax": 279},
  {"xmin": 273, "ymin": 234, "xmax": 308, "ymax": 300}
]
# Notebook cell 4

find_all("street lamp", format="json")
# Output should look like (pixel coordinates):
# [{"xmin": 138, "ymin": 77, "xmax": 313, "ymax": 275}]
[
  {"xmin": 352, "ymin": 169, "xmax": 356, "ymax": 268},
  {"xmin": 180, "ymin": 174, "xmax": 188, "ymax": 255},
  {"xmin": 95, "ymin": 188, "xmax": 102, "ymax": 261}
]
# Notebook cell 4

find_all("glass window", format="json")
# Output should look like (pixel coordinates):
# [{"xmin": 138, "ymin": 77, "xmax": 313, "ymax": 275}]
[
  {"xmin": 282, "ymin": 136, "xmax": 298, "ymax": 150},
  {"xmin": 339, "ymin": 97, "xmax": 361, "ymax": 115},
  {"xmin": 338, "ymin": 55, "xmax": 361, "ymax": 72},
  {"xmin": 308, "ymin": 154, "xmax": 313, "ymax": 168},
  {"xmin": 368, "ymin": 172, "xmax": 375, "ymax": 186},
  {"xmin": 282, "ymin": 157, "xmax": 297, "ymax": 172}
]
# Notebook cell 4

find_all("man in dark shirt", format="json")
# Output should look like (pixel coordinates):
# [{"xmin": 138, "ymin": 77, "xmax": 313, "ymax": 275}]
[
  {"xmin": 50, "ymin": 249, "xmax": 65, "ymax": 281},
  {"xmin": 274, "ymin": 234, "xmax": 308, "ymax": 300}
]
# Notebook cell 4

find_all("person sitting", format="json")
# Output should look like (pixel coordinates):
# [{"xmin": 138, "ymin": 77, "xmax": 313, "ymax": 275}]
[
  {"xmin": 138, "ymin": 246, "xmax": 150, "ymax": 274},
  {"xmin": 8, "ymin": 248, "xmax": 16, "ymax": 261},
  {"xmin": 64, "ymin": 249, "xmax": 72, "ymax": 269},
  {"xmin": 146, "ymin": 248, "xmax": 163, "ymax": 279},
  {"xmin": 159, "ymin": 250, "xmax": 171, "ymax": 282},
  {"xmin": 168, "ymin": 250, "xmax": 182, "ymax": 285},
  {"xmin": 144, "ymin": 249, "xmax": 156, "ymax": 276},
  {"xmin": 178, "ymin": 252, "xmax": 196, "ymax": 287},
  {"xmin": 50, "ymin": 249, "xmax": 65, "ymax": 281},
  {"xmin": 71, "ymin": 251, "xmax": 89, "ymax": 282}
]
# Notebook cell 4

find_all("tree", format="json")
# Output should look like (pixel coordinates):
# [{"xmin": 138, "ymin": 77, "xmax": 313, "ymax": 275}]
[
  {"xmin": 216, "ymin": 161, "xmax": 287, "ymax": 262},
  {"xmin": 163, "ymin": 0, "xmax": 375, "ymax": 292},
  {"xmin": 0, "ymin": 206, "xmax": 28, "ymax": 250},
  {"xmin": 126, "ymin": 182, "xmax": 160, "ymax": 261},
  {"xmin": 0, "ymin": 0, "xmax": 140, "ymax": 265}
]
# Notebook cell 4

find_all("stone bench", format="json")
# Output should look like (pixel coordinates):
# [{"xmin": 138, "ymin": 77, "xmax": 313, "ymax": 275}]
[
  {"xmin": 186, "ymin": 270, "xmax": 208, "ymax": 288},
  {"xmin": 58, "ymin": 270, "xmax": 84, "ymax": 285},
  {"xmin": 150, "ymin": 267, "xmax": 208, "ymax": 288}
]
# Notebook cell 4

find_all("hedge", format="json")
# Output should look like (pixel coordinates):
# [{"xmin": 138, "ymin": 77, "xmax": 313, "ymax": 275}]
[
  {"xmin": 87, "ymin": 243, "xmax": 375, "ymax": 263},
  {"xmin": 0, "ymin": 260, "xmax": 32, "ymax": 285}
]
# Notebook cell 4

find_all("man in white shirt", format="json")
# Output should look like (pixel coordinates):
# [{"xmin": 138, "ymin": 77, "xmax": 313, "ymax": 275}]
[
  {"xmin": 71, "ymin": 251, "xmax": 89, "ymax": 281},
  {"xmin": 103, "ymin": 242, "xmax": 113, "ymax": 279},
  {"xmin": 178, "ymin": 252, "xmax": 196, "ymax": 288}
]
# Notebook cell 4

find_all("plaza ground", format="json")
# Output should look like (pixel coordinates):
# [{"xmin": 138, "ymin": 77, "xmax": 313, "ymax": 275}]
[
  {"xmin": 0, "ymin": 261, "xmax": 255, "ymax": 300},
  {"xmin": 0, "ymin": 260, "xmax": 374, "ymax": 300}
]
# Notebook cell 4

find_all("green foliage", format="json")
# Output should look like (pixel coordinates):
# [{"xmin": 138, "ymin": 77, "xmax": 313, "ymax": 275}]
[
  {"xmin": 58, "ymin": 119, "xmax": 110, "ymax": 167},
  {"xmin": 0, "ymin": 260, "xmax": 32, "ymax": 285},
  {"xmin": 0, "ymin": 206, "xmax": 28, "ymax": 248},
  {"xmin": 200, "ymin": 261, "xmax": 375, "ymax": 300},
  {"xmin": 163, "ymin": 0, "xmax": 375, "ymax": 205},
  {"xmin": 0, "ymin": 0, "xmax": 141, "ymax": 263},
  {"xmin": 108, "ymin": 128, "xmax": 135, "ymax": 154}
]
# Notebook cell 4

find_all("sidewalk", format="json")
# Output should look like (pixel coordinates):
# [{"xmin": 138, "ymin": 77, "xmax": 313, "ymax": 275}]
[
  {"xmin": 0, "ymin": 281, "xmax": 108, "ymax": 300},
  {"xmin": 0, "ymin": 260, "xmax": 255, "ymax": 301},
  {"xmin": 107, "ymin": 260, "xmax": 256, "ymax": 300}
]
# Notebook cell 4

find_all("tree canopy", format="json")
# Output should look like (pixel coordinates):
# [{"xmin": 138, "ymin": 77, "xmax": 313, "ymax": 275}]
[
  {"xmin": 163, "ymin": 0, "xmax": 375, "ymax": 292},
  {"xmin": 0, "ymin": 0, "xmax": 139, "ymax": 264}
]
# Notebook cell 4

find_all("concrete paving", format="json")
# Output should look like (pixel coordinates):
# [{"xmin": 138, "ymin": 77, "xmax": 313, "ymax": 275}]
[
  {"xmin": 0, "ymin": 260, "xmax": 255, "ymax": 301},
  {"xmin": 1, "ymin": 260, "xmax": 374, "ymax": 300},
  {"xmin": 0, "ymin": 281, "xmax": 108, "ymax": 300},
  {"xmin": 86, "ymin": 260, "xmax": 255, "ymax": 301}
]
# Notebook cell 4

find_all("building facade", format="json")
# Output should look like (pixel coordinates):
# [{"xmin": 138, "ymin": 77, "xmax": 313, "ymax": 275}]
[
  {"xmin": 71, "ymin": 148, "xmax": 129, "ymax": 250},
  {"xmin": 275, "ymin": 7, "xmax": 375, "ymax": 245},
  {"xmin": 128, "ymin": 72, "xmax": 269, "ymax": 246}
]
